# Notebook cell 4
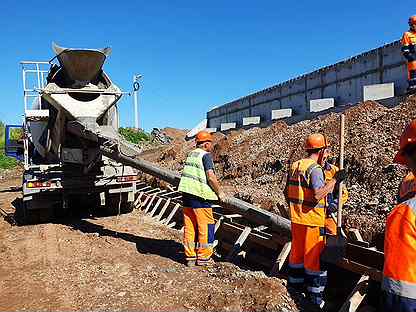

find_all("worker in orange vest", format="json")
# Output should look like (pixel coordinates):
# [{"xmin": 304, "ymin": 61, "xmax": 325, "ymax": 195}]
[
  {"xmin": 381, "ymin": 120, "xmax": 416, "ymax": 311},
  {"xmin": 285, "ymin": 133, "xmax": 347, "ymax": 308},
  {"xmin": 322, "ymin": 150, "xmax": 349, "ymax": 235},
  {"xmin": 178, "ymin": 131, "xmax": 226, "ymax": 267},
  {"xmin": 398, "ymin": 171, "xmax": 416, "ymax": 203},
  {"xmin": 402, "ymin": 16, "xmax": 416, "ymax": 93}
]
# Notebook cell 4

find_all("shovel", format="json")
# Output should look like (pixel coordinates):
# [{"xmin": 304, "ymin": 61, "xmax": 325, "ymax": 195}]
[{"xmin": 321, "ymin": 114, "xmax": 347, "ymax": 264}]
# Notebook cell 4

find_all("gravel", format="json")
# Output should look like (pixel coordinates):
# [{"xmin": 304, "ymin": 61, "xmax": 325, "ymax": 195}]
[{"xmin": 143, "ymin": 95, "xmax": 416, "ymax": 243}]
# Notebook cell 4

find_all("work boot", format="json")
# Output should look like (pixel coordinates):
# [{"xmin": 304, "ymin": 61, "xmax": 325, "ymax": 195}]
[{"xmin": 196, "ymin": 258, "xmax": 215, "ymax": 267}]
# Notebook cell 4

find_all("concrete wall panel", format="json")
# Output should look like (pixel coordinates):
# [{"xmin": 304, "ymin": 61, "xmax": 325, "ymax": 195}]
[
  {"xmin": 272, "ymin": 108, "xmax": 292, "ymax": 120},
  {"xmin": 243, "ymin": 116, "xmax": 261, "ymax": 126},
  {"xmin": 363, "ymin": 83, "xmax": 395, "ymax": 101},
  {"xmin": 206, "ymin": 40, "xmax": 407, "ymax": 129},
  {"xmin": 221, "ymin": 123, "xmax": 236, "ymax": 131},
  {"xmin": 310, "ymin": 98, "xmax": 334, "ymax": 112}
]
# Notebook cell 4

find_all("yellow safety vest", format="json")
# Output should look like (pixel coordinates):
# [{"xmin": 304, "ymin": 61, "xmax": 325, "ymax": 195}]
[{"xmin": 178, "ymin": 148, "xmax": 218, "ymax": 201}]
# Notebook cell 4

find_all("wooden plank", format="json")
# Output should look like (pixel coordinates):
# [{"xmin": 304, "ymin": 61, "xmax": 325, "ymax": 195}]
[
  {"xmin": 149, "ymin": 198, "xmax": 163, "ymax": 217},
  {"xmin": 254, "ymin": 225, "xmax": 268, "ymax": 231},
  {"xmin": 338, "ymin": 275, "xmax": 370, "ymax": 312},
  {"xmin": 214, "ymin": 216, "xmax": 224, "ymax": 233},
  {"xmin": 139, "ymin": 194, "xmax": 151, "ymax": 209},
  {"xmin": 136, "ymin": 185, "xmax": 152, "ymax": 192},
  {"xmin": 220, "ymin": 222, "xmax": 276, "ymax": 250},
  {"xmin": 163, "ymin": 203, "xmax": 181, "ymax": 225},
  {"xmin": 336, "ymin": 259, "xmax": 382, "ymax": 282},
  {"xmin": 162, "ymin": 190, "xmax": 180, "ymax": 197},
  {"xmin": 349, "ymin": 229, "xmax": 364, "ymax": 242},
  {"xmin": 271, "ymin": 242, "xmax": 291, "ymax": 275},
  {"xmin": 144, "ymin": 194, "xmax": 157, "ymax": 213},
  {"xmin": 220, "ymin": 241, "xmax": 272, "ymax": 268},
  {"xmin": 134, "ymin": 192, "xmax": 144, "ymax": 207},
  {"xmin": 155, "ymin": 198, "xmax": 171, "ymax": 221},
  {"xmin": 226, "ymin": 226, "xmax": 252, "ymax": 261},
  {"xmin": 348, "ymin": 229, "xmax": 370, "ymax": 248},
  {"xmin": 145, "ymin": 188, "xmax": 160, "ymax": 194},
  {"xmin": 345, "ymin": 243, "xmax": 384, "ymax": 271}
]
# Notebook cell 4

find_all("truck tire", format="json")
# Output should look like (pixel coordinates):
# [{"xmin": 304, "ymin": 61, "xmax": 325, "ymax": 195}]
[
  {"xmin": 105, "ymin": 193, "xmax": 133, "ymax": 215},
  {"xmin": 15, "ymin": 200, "xmax": 39, "ymax": 225}
]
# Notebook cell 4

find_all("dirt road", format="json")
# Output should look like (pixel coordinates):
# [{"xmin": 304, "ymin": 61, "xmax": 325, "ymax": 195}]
[{"xmin": 0, "ymin": 174, "xmax": 300, "ymax": 312}]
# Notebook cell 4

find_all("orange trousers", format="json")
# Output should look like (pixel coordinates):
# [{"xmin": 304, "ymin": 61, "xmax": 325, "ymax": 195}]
[
  {"xmin": 183, "ymin": 207, "xmax": 215, "ymax": 261},
  {"xmin": 325, "ymin": 217, "xmax": 337, "ymax": 236},
  {"xmin": 288, "ymin": 223, "xmax": 327, "ymax": 306},
  {"xmin": 408, "ymin": 61, "xmax": 416, "ymax": 86},
  {"xmin": 408, "ymin": 61, "xmax": 416, "ymax": 78},
  {"xmin": 289, "ymin": 223, "xmax": 325, "ymax": 272}
]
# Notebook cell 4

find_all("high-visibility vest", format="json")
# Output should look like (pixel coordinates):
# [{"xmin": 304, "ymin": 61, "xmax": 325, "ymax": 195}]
[
  {"xmin": 399, "ymin": 172, "xmax": 416, "ymax": 203},
  {"xmin": 324, "ymin": 163, "xmax": 349, "ymax": 205},
  {"xmin": 402, "ymin": 31, "xmax": 416, "ymax": 53},
  {"xmin": 287, "ymin": 158, "xmax": 326, "ymax": 226},
  {"xmin": 178, "ymin": 148, "xmax": 218, "ymax": 201},
  {"xmin": 382, "ymin": 197, "xmax": 416, "ymax": 299}
]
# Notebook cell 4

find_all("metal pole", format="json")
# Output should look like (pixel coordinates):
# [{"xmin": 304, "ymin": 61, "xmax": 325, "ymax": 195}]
[
  {"xmin": 133, "ymin": 74, "xmax": 142, "ymax": 130},
  {"xmin": 133, "ymin": 76, "xmax": 138, "ymax": 129}
]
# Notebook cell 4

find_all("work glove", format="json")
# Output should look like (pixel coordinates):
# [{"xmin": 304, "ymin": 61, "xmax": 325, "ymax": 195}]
[{"xmin": 333, "ymin": 169, "xmax": 347, "ymax": 183}]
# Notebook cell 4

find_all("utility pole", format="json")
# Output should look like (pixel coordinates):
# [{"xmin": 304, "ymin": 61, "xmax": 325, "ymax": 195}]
[{"xmin": 133, "ymin": 74, "xmax": 142, "ymax": 130}]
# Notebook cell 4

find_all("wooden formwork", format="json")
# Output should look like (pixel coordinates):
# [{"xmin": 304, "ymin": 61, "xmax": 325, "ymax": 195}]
[{"xmin": 134, "ymin": 181, "xmax": 384, "ymax": 282}]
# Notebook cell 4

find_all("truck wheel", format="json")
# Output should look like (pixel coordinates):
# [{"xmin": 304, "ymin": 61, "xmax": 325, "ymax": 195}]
[
  {"xmin": 15, "ymin": 201, "xmax": 39, "ymax": 225},
  {"xmin": 105, "ymin": 193, "xmax": 133, "ymax": 215}
]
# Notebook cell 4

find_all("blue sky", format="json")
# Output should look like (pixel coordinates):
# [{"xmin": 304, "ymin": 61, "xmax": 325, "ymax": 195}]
[{"xmin": 0, "ymin": 0, "xmax": 412, "ymax": 131}]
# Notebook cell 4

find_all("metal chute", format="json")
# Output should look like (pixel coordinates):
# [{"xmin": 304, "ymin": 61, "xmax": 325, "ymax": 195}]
[{"xmin": 52, "ymin": 42, "xmax": 111, "ymax": 83}]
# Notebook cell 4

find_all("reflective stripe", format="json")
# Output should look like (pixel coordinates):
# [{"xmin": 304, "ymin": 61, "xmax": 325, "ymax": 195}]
[
  {"xmin": 288, "ymin": 198, "xmax": 325, "ymax": 209},
  {"xmin": 404, "ymin": 197, "xmax": 416, "ymax": 215},
  {"xmin": 288, "ymin": 263, "xmax": 304, "ymax": 269},
  {"xmin": 288, "ymin": 277, "xmax": 304, "ymax": 284},
  {"xmin": 305, "ymin": 269, "xmax": 327, "ymax": 277},
  {"xmin": 382, "ymin": 276, "xmax": 416, "ymax": 300},
  {"xmin": 184, "ymin": 242, "xmax": 213, "ymax": 249},
  {"xmin": 189, "ymin": 151, "xmax": 202, "ymax": 157},
  {"xmin": 287, "ymin": 179, "xmax": 309, "ymax": 188},
  {"xmin": 307, "ymin": 286, "xmax": 325, "ymax": 293},
  {"xmin": 181, "ymin": 172, "xmax": 207, "ymax": 184},
  {"xmin": 288, "ymin": 159, "xmax": 326, "ymax": 226},
  {"xmin": 183, "ymin": 242, "xmax": 196, "ymax": 248},
  {"xmin": 184, "ymin": 161, "xmax": 204, "ymax": 170}
]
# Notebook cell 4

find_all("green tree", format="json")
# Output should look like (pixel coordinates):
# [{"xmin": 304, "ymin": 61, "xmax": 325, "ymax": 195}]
[{"xmin": 119, "ymin": 127, "xmax": 150, "ymax": 144}]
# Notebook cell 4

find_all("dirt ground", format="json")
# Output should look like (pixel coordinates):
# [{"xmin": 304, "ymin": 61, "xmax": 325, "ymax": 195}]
[{"xmin": 0, "ymin": 173, "xmax": 303, "ymax": 312}]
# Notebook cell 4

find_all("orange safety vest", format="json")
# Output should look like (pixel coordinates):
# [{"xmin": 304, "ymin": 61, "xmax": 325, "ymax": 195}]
[
  {"xmin": 324, "ymin": 163, "xmax": 349, "ymax": 205},
  {"xmin": 399, "ymin": 172, "xmax": 416, "ymax": 203},
  {"xmin": 287, "ymin": 158, "xmax": 326, "ymax": 227},
  {"xmin": 382, "ymin": 197, "xmax": 416, "ymax": 299},
  {"xmin": 402, "ymin": 31, "xmax": 416, "ymax": 50},
  {"xmin": 402, "ymin": 31, "xmax": 416, "ymax": 73}
]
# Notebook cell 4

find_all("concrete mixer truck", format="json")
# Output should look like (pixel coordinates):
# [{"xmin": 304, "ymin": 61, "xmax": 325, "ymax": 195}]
[{"xmin": 18, "ymin": 43, "xmax": 139, "ymax": 223}]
